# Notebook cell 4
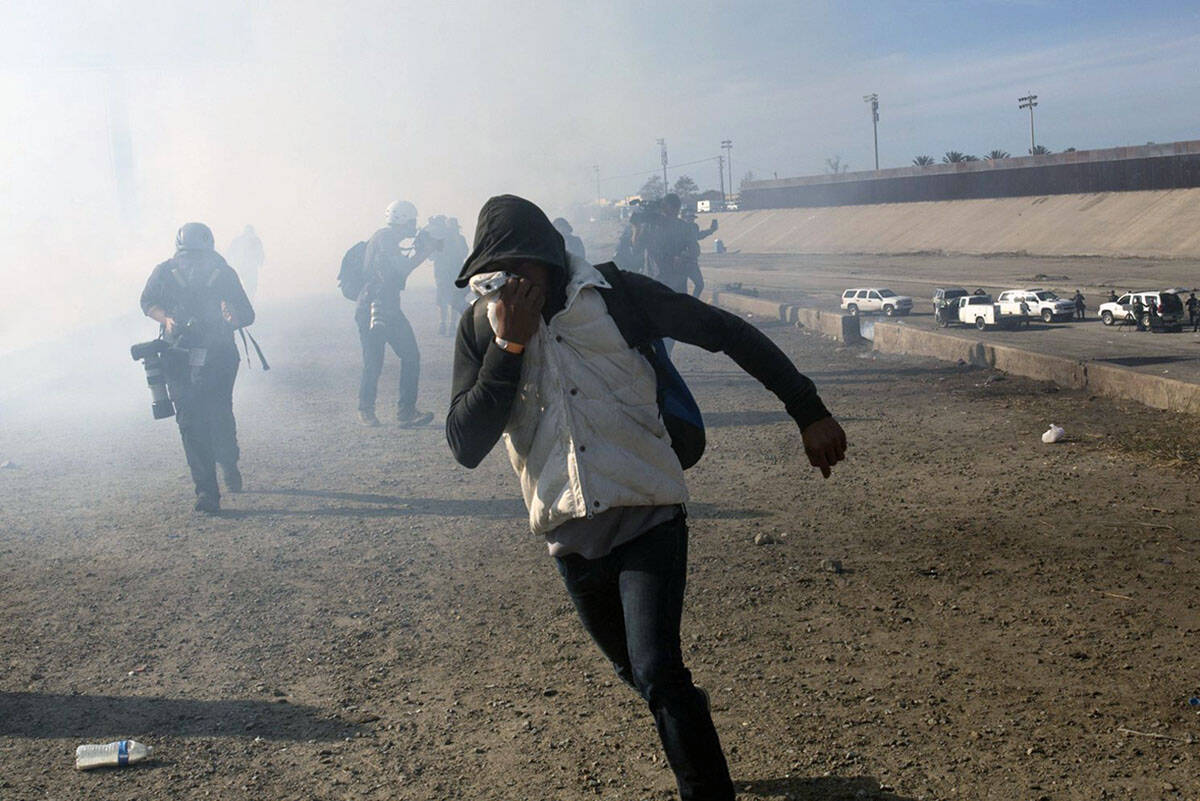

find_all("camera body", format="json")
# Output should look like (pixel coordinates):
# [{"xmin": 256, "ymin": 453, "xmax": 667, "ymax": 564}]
[{"xmin": 413, "ymin": 227, "xmax": 444, "ymax": 255}]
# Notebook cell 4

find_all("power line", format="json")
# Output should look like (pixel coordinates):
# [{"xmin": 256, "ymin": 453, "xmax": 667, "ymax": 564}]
[{"xmin": 596, "ymin": 155, "xmax": 723, "ymax": 185}]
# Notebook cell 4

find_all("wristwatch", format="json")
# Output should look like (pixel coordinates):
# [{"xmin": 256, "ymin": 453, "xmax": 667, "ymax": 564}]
[{"xmin": 494, "ymin": 336, "xmax": 526, "ymax": 354}]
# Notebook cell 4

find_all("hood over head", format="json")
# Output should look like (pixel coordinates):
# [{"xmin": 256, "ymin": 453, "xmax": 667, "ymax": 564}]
[{"xmin": 455, "ymin": 195, "xmax": 567, "ymax": 288}]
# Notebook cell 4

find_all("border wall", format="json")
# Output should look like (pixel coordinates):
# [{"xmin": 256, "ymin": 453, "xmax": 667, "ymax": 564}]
[{"xmin": 742, "ymin": 140, "xmax": 1200, "ymax": 209}]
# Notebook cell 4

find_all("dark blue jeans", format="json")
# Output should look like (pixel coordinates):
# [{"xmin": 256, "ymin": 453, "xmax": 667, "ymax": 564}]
[{"xmin": 555, "ymin": 512, "xmax": 735, "ymax": 801}]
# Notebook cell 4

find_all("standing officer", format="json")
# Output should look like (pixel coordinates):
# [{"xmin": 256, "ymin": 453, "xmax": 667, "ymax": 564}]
[
  {"xmin": 1072, "ymin": 289, "xmax": 1086, "ymax": 320},
  {"xmin": 1186, "ymin": 292, "xmax": 1199, "ymax": 332},
  {"xmin": 140, "ymin": 222, "xmax": 255, "ymax": 514},
  {"xmin": 356, "ymin": 200, "xmax": 437, "ymax": 427}
]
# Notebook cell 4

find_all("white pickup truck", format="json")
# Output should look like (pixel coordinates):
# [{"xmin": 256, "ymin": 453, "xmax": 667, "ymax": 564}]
[
  {"xmin": 995, "ymin": 289, "xmax": 1076, "ymax": 323},
  {"xmin": 939, "ymin": 294, "xmax": 1013, "ymax": 330}
]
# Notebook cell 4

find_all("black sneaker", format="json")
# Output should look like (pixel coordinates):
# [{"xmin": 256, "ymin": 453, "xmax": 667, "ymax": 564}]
[
  {"xmin": 396, "ymin": 408, "xmax": 434, "ymax": 427},
  {"xmin": 194, "ymin": 493, "xmax": 220, "ymax": 514},
  {"xmin": 221, "ymin": 464, "xmax": 243, "ymax": 493}
]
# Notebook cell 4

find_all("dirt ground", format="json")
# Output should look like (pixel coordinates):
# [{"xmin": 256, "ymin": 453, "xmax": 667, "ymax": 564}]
[{"xmin": 2, "ymin": 289, "xmax": 1199, "ymax": 801}]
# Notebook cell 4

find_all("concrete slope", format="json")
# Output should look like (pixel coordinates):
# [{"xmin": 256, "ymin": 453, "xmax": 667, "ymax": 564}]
[{"xmin": 713, "ymin": 189, "xmax": 1200, "ymax": 258}]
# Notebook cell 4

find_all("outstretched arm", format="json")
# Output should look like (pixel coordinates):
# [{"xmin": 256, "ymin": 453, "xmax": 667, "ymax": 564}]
[{"xmin": 622, "ymin": 271, "xmax": 846, "ymax": 475}]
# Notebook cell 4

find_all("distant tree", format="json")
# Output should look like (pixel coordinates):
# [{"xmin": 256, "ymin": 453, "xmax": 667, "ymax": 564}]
[
  {"xmin": 1029, "ymin": 145, "xmax": 1052, "ymax": 155},
  {"xmin": 942, "ymin": 151, "xmax": 969, "ymax": 163},
  {"xmin": 824, "ymin": 156, "xmax": 849, "ymax": 174},
  {"xmin": 912, "ymin": 155, "xmax": 936, "ymax": 166},
  {"xmin": 739, "ymin": 171, "xmax": 757, "ymax": 190},
  {"xmin": 985, "ymin": 150, "xmax": 1010, "ymax": 160},
  {"xmin": 1064, "ymin": 147, "xmax": 1077, "ymax": 152},
  {"xmin": 672, "ymin": 175, "xmax": 700, "ymax": 202},
  {"xmin": 638, "ymin": 174, "xmax": 666, "ymax": 200}
]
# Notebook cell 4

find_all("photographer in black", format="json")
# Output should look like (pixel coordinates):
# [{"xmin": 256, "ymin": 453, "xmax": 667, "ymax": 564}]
[{"xmin": 140, "ymin": 222, "xmax": 255, "ymax": 514}]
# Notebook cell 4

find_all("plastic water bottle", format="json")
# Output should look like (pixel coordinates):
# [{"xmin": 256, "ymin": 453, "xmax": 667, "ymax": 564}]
[{"xmin": 75, "ymin": 740, "xmax": 153, "ymax": 770}]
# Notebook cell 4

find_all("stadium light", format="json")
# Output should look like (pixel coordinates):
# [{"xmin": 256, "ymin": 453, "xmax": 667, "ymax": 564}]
[
  {"xmin": 863, "ymin": 94, "xmax": 880, "ymax": 170},
  {"xmin": 1018, "ymin": 93, "xmax": 1038, "ymax": 154}
]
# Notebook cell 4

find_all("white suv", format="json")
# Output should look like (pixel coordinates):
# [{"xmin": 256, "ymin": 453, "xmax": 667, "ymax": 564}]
[
  {"xmin": 1099, "ymin": 291, "xmax": 1186, "ymax": 330},
  {"xmin": 840, "ymin": 288, "xmax": 913, "ymax": 317},
  {"xmin": 995, "ymin": 288, "xmax": 1076, "ymax": 323}
]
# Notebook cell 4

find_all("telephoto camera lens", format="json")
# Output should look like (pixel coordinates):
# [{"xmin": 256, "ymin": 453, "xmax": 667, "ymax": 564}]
[
  {"xmin": 131, "ymin": 340, "xmax": 176, "ymax": 420},
  {"xmin": 144, "ymin": 355, "xmax": 175, "ymax": 419}
]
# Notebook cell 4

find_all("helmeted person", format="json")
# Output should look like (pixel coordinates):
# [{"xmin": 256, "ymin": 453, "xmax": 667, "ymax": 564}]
[
  {"xmin": 140, "ymin": 222, "xmax": 255, "ymax": 514},
  {"xmin": 446, "ymin": 194, "xmax": 846, "ymax": 801},
  {"xmin": 226, "ymin": 224, "xmax": 265, "ymax": 299},
  {"xmin": 431, "ymin": 215, "xmax": 471, "ymax": 337},
  {"xmin": 552, "ymin": 217, "xmax": 587, "ymax": 263},
  {"xmin": 355, "ymin": 200, "xmax": 438, "ymax": 427}
]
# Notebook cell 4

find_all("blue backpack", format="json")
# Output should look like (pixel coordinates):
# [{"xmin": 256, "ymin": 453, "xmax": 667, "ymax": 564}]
[{"xmin": 593, "ymin": 262, "xmax": 706, "ymax": 469}]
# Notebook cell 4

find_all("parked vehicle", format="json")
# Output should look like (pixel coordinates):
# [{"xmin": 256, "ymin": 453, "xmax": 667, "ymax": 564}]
[
  {"xmin": 937, "ymin": 294, "xmax": 1014, "ymax": 330},
  {"xmin": 996, "ymin": 288, "xmax": 1076, "ymax": 323},
  {"xmin": 932, "ymin": 287, "xmax": 969, "ymax": 326},
  {"xmin": 1098, "ymin": 290, "xmax": 1185, "ymax": 331},
  {"xmin": 840, "ymin": 288, "xmax": 914, "ymax": 317}
]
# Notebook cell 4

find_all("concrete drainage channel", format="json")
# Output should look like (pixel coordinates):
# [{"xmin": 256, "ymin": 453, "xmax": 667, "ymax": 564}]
[{"xmin": 708, "ymin": 290, "xmax": 1200, "ymax": 416}]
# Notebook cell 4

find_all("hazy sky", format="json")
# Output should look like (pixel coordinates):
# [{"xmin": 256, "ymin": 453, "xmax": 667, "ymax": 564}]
[{"xmin": 2, "ymin": 0, "xmax": 1198, "ymax": 353}]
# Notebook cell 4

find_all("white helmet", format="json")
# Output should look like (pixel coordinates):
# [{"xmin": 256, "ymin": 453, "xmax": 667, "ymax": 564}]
[{"xmin": 385, "ymin": 200, "xmax": 418, "ymax": 226}]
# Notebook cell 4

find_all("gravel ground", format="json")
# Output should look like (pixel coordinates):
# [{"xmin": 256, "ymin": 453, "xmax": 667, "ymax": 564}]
[{"xmin": 2, "ymin": 291, "xmax": 1198, "ymax": 801}]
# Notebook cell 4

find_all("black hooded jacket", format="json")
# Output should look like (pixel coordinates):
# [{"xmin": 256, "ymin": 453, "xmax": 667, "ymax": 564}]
[{"xmin": 445, "ymin": 195, "xmax": 830, "ymax": 469}]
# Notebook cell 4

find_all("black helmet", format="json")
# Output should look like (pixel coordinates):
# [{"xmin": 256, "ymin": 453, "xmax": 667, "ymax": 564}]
[{"xmin": 176, "ymin": 222, "xmax": 215, "ymax": 252}]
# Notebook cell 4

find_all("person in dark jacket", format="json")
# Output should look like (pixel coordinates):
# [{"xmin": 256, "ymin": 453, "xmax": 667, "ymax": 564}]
[
  {"xmin": 1186, "ymin": 292, "xmax": 1199, "ymax": 332},
  {"xmin": 355, "ymin": 200, "xmax": 438, "ymax": 427},
  {"xmin": 1072, "ymin": 289, "xmax": 1086, "ymax": 320},
  {"xmin": 140, "ymin": 222, "xmax": 255, "ymax": 514},
  {"xmin": 445, "ymin": 195, "xmax": 846, "ymax": 801},
  {"xmin": 681, "ymin": 207, "xmax": 718, "ymax": 242}
]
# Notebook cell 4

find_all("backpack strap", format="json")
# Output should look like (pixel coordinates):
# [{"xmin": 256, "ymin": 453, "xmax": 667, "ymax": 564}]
[
  {"xmin": 592, "ymin": 261, "xmax": 654, "ymax": 350},
  {"xmin": 471, "ymin": 298, "xmax": 495, "ymax": 357}
]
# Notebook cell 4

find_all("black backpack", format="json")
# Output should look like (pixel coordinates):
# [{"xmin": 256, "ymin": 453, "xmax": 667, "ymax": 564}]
[
  {"xmin": 472, "ymin": 262, "xmax": 705, "ymax": 469},
  {"xmin": 338, "ymin": 241, "xmax": 368, "ymax": 300}
]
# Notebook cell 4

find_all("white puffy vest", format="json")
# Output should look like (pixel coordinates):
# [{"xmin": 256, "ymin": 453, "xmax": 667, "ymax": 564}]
[{"xmin": 493, "ymin": 259, "xmax": 689, "ymax": 535}]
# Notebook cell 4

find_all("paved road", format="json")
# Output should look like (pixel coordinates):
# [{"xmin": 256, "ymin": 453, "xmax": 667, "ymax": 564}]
[{"xmin": 703, "ymin": 254, "xmax": 1200, "ymax": 385}]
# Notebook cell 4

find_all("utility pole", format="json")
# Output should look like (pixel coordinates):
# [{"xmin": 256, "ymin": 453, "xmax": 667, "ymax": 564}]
[
  {"xmin": 593, "ymin": 164, "xmax": 600, "ymax": 200},
  {"xmin": 717, "ymin": 154, "xmax": 726, "ymax": 205},
  {"xmin": 721, "ymin": 139, "xmax": 733, "ymax": 199},
  {"xmin": 1018, "ymin": 93, "xmax": 1038, "ymax": 154},
  {"xmin": 657, "ymin": 138, "xmax": 668, "ymax": 189},
  {"xmin": 863, "ymin": 93, "xmax": 879, "ymax": 170}
]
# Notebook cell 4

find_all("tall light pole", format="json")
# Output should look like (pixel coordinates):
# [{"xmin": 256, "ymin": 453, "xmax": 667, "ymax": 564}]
[
  {"xmin": 657, "ymin": 138, "xmax": 668, "ymax": 189},
  {"xmin": 1018, "ymin": 93, "xmax": 1038, "ymax": 154},
  {"xmin": 717, "ymin": 154, "xmax": 726, "ymax": 204},
  {"xmin": 863, "ymin": 93, "xmax": 879, "ymax": 170},
  {"xmin": 721, "ymin": 139, "xmax": 733, "ymax": 199}
]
